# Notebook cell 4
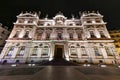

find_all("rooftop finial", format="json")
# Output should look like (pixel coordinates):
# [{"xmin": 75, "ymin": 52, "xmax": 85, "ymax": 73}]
[
  {"xmin": 79, "ymin": 11, "xmax": 82, "ymax": 15},
  {"xmin": 46, "ymin": 14, "xmax": 48, "ymax": 18},
  {"xmin": 97, "ymin": 10, "xmax": 100, "ymax": 14},
  {"xmin": 0, "ymin": 23, "xmax": 2, "ymax": 26},
  {"xmin": 57, "ymin": 11, "xmax": 63, "ymax": 15},
  {"xmin": 71, "ymin": 14, "xmax": 75, "ymax": 20},
  {"xmin": 71, "ymin": 14, "xmax": 74, "ymax": 18},
  {"xmin": 45, "ymin": 14, "xmax": 48, "ymax": 20},
  {"xmin": 92, "ymin": 11, "xmax": 95, "ymax": 13},
  {"xmin": 88, "ymin": 11, "xmax": 90, "ymax": 13},
  {"xmin": 21, "ymin": 11, "xmax": 23, "ymax": 14},
  {"xmin": 26, "ymin": 11, "xmax": 28, "ymax": 13},
  {"xmin": 38, "ymin": 11, "xmax": 41, "ymax": 17}
]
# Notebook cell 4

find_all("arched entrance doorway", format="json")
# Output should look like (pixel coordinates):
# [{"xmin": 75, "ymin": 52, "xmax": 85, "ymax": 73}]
[{"xmin": 54, "ymin": 45, "xmax": 64, "ymax": 59}]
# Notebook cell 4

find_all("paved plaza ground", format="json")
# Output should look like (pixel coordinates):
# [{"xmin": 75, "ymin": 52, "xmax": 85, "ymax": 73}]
[{"xmin": 0, "ymin": 64, "xmax": 120, "ymax": 80}]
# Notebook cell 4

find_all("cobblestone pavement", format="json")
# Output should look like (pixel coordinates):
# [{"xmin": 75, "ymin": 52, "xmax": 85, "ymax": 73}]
[{"xmin": 0, "ymin": 64, "xmax": 120, "ymax": 80}]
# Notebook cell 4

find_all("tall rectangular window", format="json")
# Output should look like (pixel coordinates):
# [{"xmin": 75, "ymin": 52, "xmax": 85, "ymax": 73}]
[
  {"xmin": 94, "ymin": 47, "xmax": 101, "ymax": 56},
  {"xmin": 13, "ymin": 31, "xmax": 20, "ymax": 38},
  {"xmin": 57, "ymin": 33, "xmax": 62, "ymax": 40},
  {"xmin": 7, "ymin": 46, "xmax": 14, "ymax": 56},
  {"xmin": 105, "ymin": 47, "xmax": 113, "ymax": 56},
  {"xmin": 81, "ymin": 46, "xmax": 87, "ymax": 56},
  {"xmin": 31, "ymin": 46, "xmax": 38, "ymax": 56},
  {"xmin": 78, "ymin": 33, "xmax": 81, "ymax": 39},
  {"xmin": 69, "ymin": 33, "xmax": 73, "ymax": 40},
  {"xmin": 99, "ymin": 31, "xmax": 106, "ymax": 38},
  {"xmin": 19, "ymin": 46, "xmax": 25, "ymax": 56},
  {"xmin": 24, "ymin": 31, "xmax": 29, "ymax": 38},
  {"xmin": 89, "ymin": 31, "xmax": 96, "ymax": 38}
]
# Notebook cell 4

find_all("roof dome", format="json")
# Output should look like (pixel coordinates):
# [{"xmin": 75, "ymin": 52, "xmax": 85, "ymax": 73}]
[{"xmin": 53, "ymin": 12, "xmax": 67, "ymax": 20}]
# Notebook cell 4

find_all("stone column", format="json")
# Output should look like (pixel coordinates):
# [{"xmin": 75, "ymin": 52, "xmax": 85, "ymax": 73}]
[
  {"xmin": 38, "ymin": 47, "xmax": 42, "ymax": 57},
  {"xmin": 64, "ymin": 43, "xmax": 69, "ymax": 61},
  {"xmin": 19, "ymin": 27, "xmax": 25, "ymax": 38},
  {"xmin": 62, "ymin": 28, "xmax": 69, "ymax": 40},
  {"xmin": 49, "ymin": 43, "xmax": 54, "ymax": 61},
  {"xmin": 29, "ymin": 27, "xmax": 36, "ymax": 38},
  {"xmin": 86, "ymin": 29, "xmax": 90, "ymax": 38},
  {"xmin": 11, "ymin": 47, "xmax": 19, "ymax": 58},
  {"xmin": 50, "ymin": 28, "xmax": 57, "ymax": 40},
  {"xmin": 73, "ymin": 29, "xmax": 78, "ymax": 40},
  {"xmin": 41, "ymin": 29, "xmax": 46, "ymax": 40},
  {"xmin": 94, "ymin": 26, "xmax": 100, "ymax": 38},
  {"xmin": 104, "ymin": 26, "xmax": 111, "ymax": 38},
  {"xmin": 77, "ymin": 46, "xmax": 82, "ymax": 58},
  {"xmin": 100, "ymin": 47, "xmax": 108, "ymax": 58},
  {"xmin": 9, "ymin": 30, "xmax": 16, "ymax": 38}
]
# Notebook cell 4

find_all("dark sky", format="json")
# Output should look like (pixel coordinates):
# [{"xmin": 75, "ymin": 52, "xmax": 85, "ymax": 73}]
[{"xmin": 0, "ymin": 0, "xmax": 120, "ymax": 30}]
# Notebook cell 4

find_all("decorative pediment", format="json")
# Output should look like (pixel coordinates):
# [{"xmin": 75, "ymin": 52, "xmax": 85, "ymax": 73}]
[
  {"xmin": 17, "ymin": 13, "xmax": 37, "ymax": 18},
  {"xmin": 83, "ymin": 13, "xmax": 102, "ymax": 17}
]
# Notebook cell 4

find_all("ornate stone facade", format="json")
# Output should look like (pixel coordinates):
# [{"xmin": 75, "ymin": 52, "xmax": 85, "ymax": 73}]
[
  {"xmin": 0, "ymin": 11, "xmax": 120, "ymax": 64},
  {"xmin": 0, "ymin": 24, "xmax": 10, "ymax": 53},
  {"xmin": 109, "ymin": 30, "xmax": 120, "ymax": 55}
]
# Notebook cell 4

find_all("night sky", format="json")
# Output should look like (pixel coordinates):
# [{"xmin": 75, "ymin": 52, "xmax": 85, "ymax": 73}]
[{"xmin": 0, "ymin": 0, "xmax": 120, "ymax": 30}]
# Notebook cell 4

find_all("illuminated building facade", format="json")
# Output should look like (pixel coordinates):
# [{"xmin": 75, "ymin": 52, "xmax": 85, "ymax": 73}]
[
  {"xmin": 0, "ymin": 11, "xmax": 120, "ymax": 64},
  {"xmin": 109, "ymin": 30, "xmax": 120, "ymax": 55},
  {"xmin": 0, "ymin": 24, "xmax": 10, "ymax": 53}
]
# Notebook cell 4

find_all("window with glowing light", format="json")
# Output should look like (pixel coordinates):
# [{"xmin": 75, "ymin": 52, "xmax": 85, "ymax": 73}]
[
  {"xmin": 7, "ymin": 46, "xmax": 14, "ymax": 56},
  {"xmin": 18, "ymin": 46, "xmax": 25, "ymax": 56}
]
